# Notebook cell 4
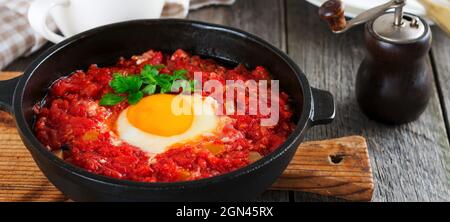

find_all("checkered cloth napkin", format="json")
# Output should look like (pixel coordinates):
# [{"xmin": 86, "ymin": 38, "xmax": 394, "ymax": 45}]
[{"xmin": 0, "ymin": 0, "xmax": 235, "ymax": 70}]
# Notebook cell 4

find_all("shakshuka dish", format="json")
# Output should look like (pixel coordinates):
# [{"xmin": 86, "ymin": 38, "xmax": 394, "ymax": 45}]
[{"xmin": 33, "ymin": 49, "xmax": 296, "ymax": 182}]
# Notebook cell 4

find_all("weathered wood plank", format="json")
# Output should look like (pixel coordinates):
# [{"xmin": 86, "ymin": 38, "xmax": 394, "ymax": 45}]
[
  {"xmin": 0, "ymin": 111, "xmax": 67, "ymax": 202},
  {"xmin": 189, "ymin": 0, "xmax": 290, "ymax": 202},
  {"xmin": 4, "ymin": 0, "xmax": 448, "ymax": 202},
  {"xmin": 271, "ymin": 136, "xmax": 373, "ymax": 201},
  {"xmin": 431, "ymin": 27, "xmax": 450, "ymax": 141},
  {"xmin": 188, "ymin": 0, "xmax": 286, "ymax": 52},
  {"xmin": 286, "ymin": 0, "xmax": 450, "ymax": 201}
]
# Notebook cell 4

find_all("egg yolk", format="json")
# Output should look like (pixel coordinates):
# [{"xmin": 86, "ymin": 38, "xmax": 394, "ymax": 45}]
[{"xmin": 127, "ymin": 94, "xmax": 193, "ymax": 136}]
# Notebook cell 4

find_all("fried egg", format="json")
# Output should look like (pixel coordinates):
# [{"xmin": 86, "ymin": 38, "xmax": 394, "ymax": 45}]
[{"xmin": 116, "ymin": 94, "xmax": 219, "ymax": 154}]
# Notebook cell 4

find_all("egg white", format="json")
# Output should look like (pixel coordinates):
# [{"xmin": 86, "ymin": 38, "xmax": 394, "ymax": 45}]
[{"xmin": 116, "ymin": 95, "xmax": 219, "ymax": 154}]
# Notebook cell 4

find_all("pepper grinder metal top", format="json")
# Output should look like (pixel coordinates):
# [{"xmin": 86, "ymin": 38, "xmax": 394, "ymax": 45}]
[
  {"xmin": 319, "ymin": 0, "xmax": 433, "ymax": 124},
  {"xmin": 319, "ymin": 0, "xmax": 427, "ymax": 43}
]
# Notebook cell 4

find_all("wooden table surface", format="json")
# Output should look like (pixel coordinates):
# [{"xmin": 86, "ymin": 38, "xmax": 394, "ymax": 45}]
[{"xmin": 3, "ymin": 0, "xmax": 450, "ymax": 202}]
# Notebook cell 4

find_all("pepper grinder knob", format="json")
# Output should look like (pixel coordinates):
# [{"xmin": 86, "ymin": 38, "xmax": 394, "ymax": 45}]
[
  {"xmin": 318, "ymin": 0, "xmax": 346, "ymax": 32},
  {"xmin": 319, "ymin": 0, "xmax": 406, "ymax": 33}
]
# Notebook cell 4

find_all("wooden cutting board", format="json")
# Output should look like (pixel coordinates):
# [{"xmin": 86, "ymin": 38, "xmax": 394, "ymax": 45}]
[{"xmin": 0, "ymin": 72, "xmax": 374, "ymax": 202}]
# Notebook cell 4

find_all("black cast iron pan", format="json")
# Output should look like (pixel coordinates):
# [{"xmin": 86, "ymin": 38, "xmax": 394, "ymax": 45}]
[{"xmin": 0, "ymin": 19, "xmax": 335, "ymax": 201}]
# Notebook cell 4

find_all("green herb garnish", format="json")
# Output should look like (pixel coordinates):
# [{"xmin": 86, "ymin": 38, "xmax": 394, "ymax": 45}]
[
  {"xmin": 99, "ymin": 64, "xmax": 196, "ymax": 106},
  {"xmin": 99, "ymin": 93, "xmax": 125, "ymax": 106},
  {"xmin": 127, "ymin": 91, "xmax": 144, "ymax": 105},
  {"xmin": 142, "ymin": 84, "xmax": 157, "ymax": 95}
]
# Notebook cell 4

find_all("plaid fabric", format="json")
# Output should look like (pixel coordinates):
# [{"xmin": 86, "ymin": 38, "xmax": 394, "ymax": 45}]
[
  {"xmin": 0, "ymin": 0, "xmax": 235, "ymax": 71},
  {"xmin": 0, "ymin": 0, "xmax": 49, "ymax": 70}
]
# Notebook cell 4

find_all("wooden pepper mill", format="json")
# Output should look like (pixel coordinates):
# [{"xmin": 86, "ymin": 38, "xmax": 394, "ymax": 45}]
[{"xmin": 319, "ymin": 0, "xmax": 432, "ymax": 124}]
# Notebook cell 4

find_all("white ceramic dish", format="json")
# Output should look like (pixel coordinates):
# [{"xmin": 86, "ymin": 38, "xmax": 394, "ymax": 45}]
[{"xmin": 28, "ymin": 0, "xmax": 190, "ymax": 43}]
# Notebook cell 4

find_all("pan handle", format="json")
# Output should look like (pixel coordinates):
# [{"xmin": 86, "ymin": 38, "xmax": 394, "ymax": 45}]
[
  {"xmin": 310, "ymin": 87, "xmax": 335, "ymax": 126},
  {"xmin": 0, "ymin": 76, "xmax": 21, "ymax": 113}
]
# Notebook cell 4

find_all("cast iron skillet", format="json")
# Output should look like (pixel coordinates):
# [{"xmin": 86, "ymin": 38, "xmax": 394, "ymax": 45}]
[{"xmin": 0, "ymin": 19, "xmax": 335, "ymax": 201}]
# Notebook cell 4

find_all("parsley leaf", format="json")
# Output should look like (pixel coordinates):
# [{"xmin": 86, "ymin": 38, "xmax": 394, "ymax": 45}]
[
  {"xmin": 141, "ymin": 66, "xmax": 158, "ymax": 83},
  {"xmin": 160, "ymin": 83, "xmax": 173, "ymax": 94},
  {"xmin": 99, "ymin": 93, "xmax": 125, "ymax": 106},
  {"xmin": 99, "ymin": 65, "xmax": 193, "ymax": 106},
  {"xmin": 128, "ymin": 91, "xmax": 144, "ymax": 105},
  {"xmin": 125, "ymin": 75, "xmax": 143, "ymax": 92},
  {"xmin": 110, "ymin": 74, "xmax": 129, "ymax": 93},
  {"xmin": 142, "ymin": 84, "xmax": 157, "ymax": 95},
  {"xmin": 155, "ymin": 74, "xmax": 173, "ymax": 93},
  {"xmin": 172, "ymin": 69, "xmax": 188, "ymax": 80},
  {"xmin": 110, "ymin": 74, "xmax": 143, "ymax": 94},
  {"xmin": 141, "ymin": 64, "xmax": 166, "ymax": 84}
]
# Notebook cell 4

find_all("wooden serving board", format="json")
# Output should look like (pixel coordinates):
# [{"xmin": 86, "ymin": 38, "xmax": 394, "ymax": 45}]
[{"xmin": 0, "ymin": 72, "xmax": 374, "ymax": 202}]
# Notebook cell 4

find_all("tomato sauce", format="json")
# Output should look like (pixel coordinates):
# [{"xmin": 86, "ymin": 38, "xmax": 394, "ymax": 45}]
[{"xmin": 34, "ymin": 49, "xmax": 296, "ymax": 182}]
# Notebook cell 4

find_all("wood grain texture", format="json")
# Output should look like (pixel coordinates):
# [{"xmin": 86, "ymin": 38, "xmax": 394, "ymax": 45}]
[
  {"xmin": 0, "ymin": 106, "xmax": 372, "ymax": 202},
  {"xmin": 188, "ymin": 0, "xmax": 286, "ymax": 52},
  {"xmin": 271, "ymin": 136, "xmax": 373, "ymax": 201},
  {"xmin": 0, "ymin": 111, "xmax": 67, "ymax": 202},
  {"xmin": 0, "ymin": 72, "xmax": 22, "ymax": 80},
  {"xmin": 286, "ymin": 0, "xmax": 450, "ymax": 201},
  {"xmin": 3, "ymin": 0, "xmax": 450, "ymax": 202},
  {"xmin": 431, "ymin": 27, "xmax": 450, "ymax": 141},
  {"xmin": 188, "ymin": 0, "xmax": 289, "ymax": 202}
]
